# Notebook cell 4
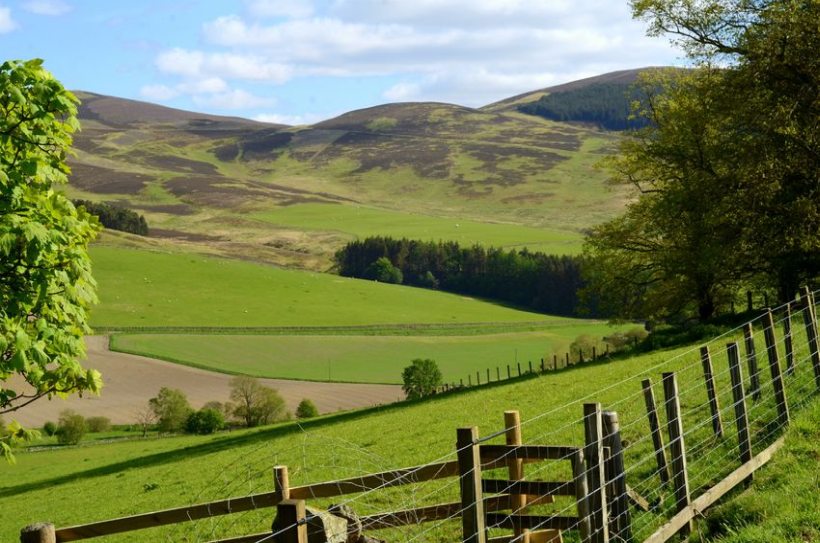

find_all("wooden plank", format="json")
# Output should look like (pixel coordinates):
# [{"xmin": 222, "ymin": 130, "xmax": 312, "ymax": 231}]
[
  {"xmin": 743, "ymin": 323, "xmax": 761, "ymax": 401},
  {"xmin": 55, "ymin": 461, "xmax": 461, "ymax": 541},
  {"xmin": 642, "ymin": 436, "xmax": 785, "ymax": 543},
  {"xmin": 625, "ymin": 486, "xmax": 650, "ymax": 512},
  {"xmin": 482, "ymin": 479, "xmax": 576, "ymax": 497},
  {"xmin": 763, "ymin": 309, "xmax": 790, "ymax": 428},
  {"xmin": 641, "ymin": 379, "xmax": 670, "ymax": 485},
  {"xmin": 458, "ymin": 427, "xmax": 487, "ymax": 543},
  {"xmin": 801, "ymin": 287, "xmax": 820, "ymax": 388},
  {"xmin": 662, "ymin": 372, "xmax": 692, "ymax": 538},
  {"xmin": 727, "ymin": 342, "xmax": 753, "ymax": 478},
  {"xmin": 486, "ymin": 514, "xmax": 579, "ymax": 531},
  {"xmin": 489, "ymin": 530, "xmax": 562, "ymax": 543},
  {"xmin": 206, "ymin": 534, "xmax": 269, "ymax": 543},
  {"xmin": 583, "ymin": 403, "xmax": 609, "ymax": 543},
  {"xmin": 54, "ymin": 491, "xmax": 285, "ymax": 541},
  {"xmin": 289, "ymin": 461, "xmax": 460, "ymax": 499},
  {"xmin": 480, "ymin": 444, "xmax": 579, "ymax": 462},
  {"xmin": 784, "ymin": 302, "xmax": 795, "ymax": 375},
  {"xmin": 603, "ymin": 412, "xmax": 631, "ymax": 543},
  {"xmin": 700, "ymin": 346, "xmax": 724, "ymax": 437},
  {"xmin": 360, "ymin": 495, "xmax": 552, "ymax": 530}
]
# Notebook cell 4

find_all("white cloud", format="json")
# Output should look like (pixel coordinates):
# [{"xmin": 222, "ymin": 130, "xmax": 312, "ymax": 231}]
[
  {"xmin": 193, "ymin": 89, "xmax": 275, "ymax": 110},
  {"xmin": 247, "ymin": 0, "xmax": 313, "ymax": 19},
  {"xmin": 22, "ymin": 0, "xmax": 71, "ymax": 16},
  {"xmin": 156, "ymin": 47, "xmax": 291, "ymax": 83},
  {"xmin": 0, "ymin": 6, "xmax": 17, "ymax": 33}
]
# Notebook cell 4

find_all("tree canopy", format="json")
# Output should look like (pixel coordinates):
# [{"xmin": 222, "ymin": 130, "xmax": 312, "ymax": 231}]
[
  {"xmin": 401, "ymin": 359, "xmax": 442, "ymax": 400},
  {"xmin": 1, "ymin": 59, "xmax": 101, "ymax": 458},
  {"xmin": 584, "ymin": 1, "xmax": 820, "ymax": 321}
]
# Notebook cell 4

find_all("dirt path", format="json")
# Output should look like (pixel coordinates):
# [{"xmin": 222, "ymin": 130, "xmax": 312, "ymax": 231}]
[{"xmin": 9, "ymin": 336, "xmax": 404, "ymax": 427}]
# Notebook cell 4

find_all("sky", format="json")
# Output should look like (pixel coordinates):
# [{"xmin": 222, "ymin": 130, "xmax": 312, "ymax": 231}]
[{"xmin": 0, "ymin": 0, "xmax": 683, "ymax": 125}]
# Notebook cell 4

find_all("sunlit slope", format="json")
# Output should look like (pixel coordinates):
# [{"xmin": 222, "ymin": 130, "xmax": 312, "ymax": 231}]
[{"xmin": 89, "ymin": 246, "xmax": 561, "ymax": 328}]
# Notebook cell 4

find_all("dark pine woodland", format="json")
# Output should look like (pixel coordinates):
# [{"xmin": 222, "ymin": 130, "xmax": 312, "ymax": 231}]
[{"xmin": 335, "ymin": 237, "xmax": 594, "ymax": 317}]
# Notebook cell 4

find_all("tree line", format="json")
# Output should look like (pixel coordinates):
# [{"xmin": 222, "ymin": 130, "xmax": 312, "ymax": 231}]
[
  {"xmin": 73, "ymin": 199, "xmax": 149, "ymax": 236},
  {"xmin": 518, "ymin": 81, "xmax": 652, "ymax": 131},
  {"xmin": 334, "ymin": 237, "xmax": 593, "ymax": 317}
]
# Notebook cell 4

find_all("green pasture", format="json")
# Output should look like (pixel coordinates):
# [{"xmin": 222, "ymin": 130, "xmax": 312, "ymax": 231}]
[
  {"xmin": 249, "ymin": 203, "xmax": 583, "ymax": 254},
  {"xmin": 110, "ymin": 323, "xmax": 629, "ymax": 384},
  {"xmin": 6, "ymin": 314, "xmax": 817, "ymax": 542},
  {"xmin": 89, "ymin": 246, "xmax": 557, "ymax": 328}
]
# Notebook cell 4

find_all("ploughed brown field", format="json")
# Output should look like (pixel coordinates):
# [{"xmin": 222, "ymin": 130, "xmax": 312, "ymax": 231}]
[{"xmin": 9, "ymin": 336, "xmax": 403, "ymax": 427}]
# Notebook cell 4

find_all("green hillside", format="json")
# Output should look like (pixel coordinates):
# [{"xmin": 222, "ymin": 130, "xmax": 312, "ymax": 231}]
[{"xmin": 66, "ymin": 88, "xmax": 631, "ymax": 271}]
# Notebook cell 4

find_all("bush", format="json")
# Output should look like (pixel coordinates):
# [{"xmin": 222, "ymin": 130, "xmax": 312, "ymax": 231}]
[
  {"xmin": 149, "ymin": 387, "xmax": 193, "ymax": 433},
  {"xmin": 366, "ymin": 257, "xmax": 403, "ymax": 284},
  {"xmin": 230, "ymin": 376, "xmax": 288, "ymax": 427},
  {"xmin": 185, "ymin": 408, "xmax": 224, "ymax": 435},
  {"xmin": 295, "ymin": 399, "xmax": 319, "ymax": 419},
  {"xmin": 42, "ymin": 421, "xmax": 57, "ymax": 436},
  {"xmin": 86, "ymin": 416, "xmax": 112, "ymax": 433},
  {"xmin": 402, "ymin": 359, "xmax": 442, "ymax": 400},
  {"xmin": 56, "ymin": 410, "xmax": 86, "ymax": 445}
]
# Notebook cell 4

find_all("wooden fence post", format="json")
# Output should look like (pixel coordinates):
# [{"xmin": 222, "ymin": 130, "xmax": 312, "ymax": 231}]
[
  {"xmin": 477, "ymin": 372, "xmax": 481, "ymax": 386},
  {"xmin": 572, "ymin": 449, "xmax": 592, "ymax": 543},
  {"xmin": 700, "ymin": 346, "xmax": 724, "ymax": 438},
  {"xmin": 583, "ymin": 403, "xmax": 609, "ymax": 543},
  {"xmin": 529, "ymin": 360, "xmax": 533, "ymax": 374},
  {"xmin": 727, "ymin": 342, "xmax": 753, "ymax": 486},
  {"xmin": 507, "ymin": 365, "xmax": 511, "ymax": 379},
  {"xmin": 517, "ymin": 362, "xmax": 522, "ymax": 377},
  {"xmin": 274, "ymin": 465, "xmax": 290, "ymax": 500},
  {"xmin": 468, "ymin": 375, "xmax": 472, "ymax": 386},
  {"xmin": 801, "ymin": 287, "xmax": 820, "ymax": 389},
  {"xmin": 566, "ymin": 352, "xmax": 570, "ymax": 367},
  {"xmin": 505, "ymin": 411, "xmax": 534, "ymax": 542},
  {"xmin": 457, "ymin": 426, "xmax": 487, "ymax": 543},
  {"xmin": 784, "ymin": 302, "xmax": 795, "ymax": 375},
  {"xmin": 554, "ymin": 354, "xmax": 558, "ymax": 370},
  {"xmin": 747, "ymin": 290, "xmax": 753, "ymax": 312},
  {"xmin": 20, "ymin": 524, "xmax": 55, "ymax": 543},
  {"xmin": 641, "ymin": 379, "xmax": 670, "ymax": 485},
  {"xmin": 497, "ymin": 367, "xmax": 500, "ymax": 381},
  {"xmin": 743, "ymin": 323, "xmax": 761, "ymax": 401},
  {"xmin": 593, "ymin": 346, "xmax": 597, "ymax": 361},
  {"xmin": 763, "ymin": 310, "xmax": 790, "ymax": 428},
  {"xmin": 579, "ymin": 350, "xmax": 585, "ymax": 365},
  {"xmin": 662, "ymin": 372, "xmax": 692, "ymax": 538},
  {"xmin": 603, "ymin": 411, "xmax": 631, "ymax": 543},
  {"xmin": 487, "ymin": 368, "xmax": 491, "ymax": 383},
  {"xmin": 541, "ymin": 358, "xmax": 546, "ymax": 373},
  {"xmin": 274, "ymin": 500, "xmax": 307, "ymax": 543}
]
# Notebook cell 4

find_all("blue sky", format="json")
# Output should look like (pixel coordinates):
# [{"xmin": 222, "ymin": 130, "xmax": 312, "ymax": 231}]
[{"xmin": 0, "ymin": 0, "xmax": 683, "ymax": 124}]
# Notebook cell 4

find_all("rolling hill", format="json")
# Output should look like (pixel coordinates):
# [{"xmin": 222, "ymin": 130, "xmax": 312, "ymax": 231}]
[{"xmin": 64, "ymin": 70, "xmax": 652, "ymax": 270}]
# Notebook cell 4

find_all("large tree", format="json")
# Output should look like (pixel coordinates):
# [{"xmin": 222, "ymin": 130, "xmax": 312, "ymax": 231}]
[
  {"xmin": 1, "ymin": 60, "xmax": 101, "ymax": 458},
  {"xmin": 631, "ymin": 0, "xmax": 820, "ymax": 301},
  {"xmin": 585, "ymin": 1, "xmax": 820, "ymax": 321}
]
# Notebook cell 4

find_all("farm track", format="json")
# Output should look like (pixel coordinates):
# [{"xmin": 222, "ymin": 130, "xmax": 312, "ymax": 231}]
[{"xmin": 10, "ymin": 336, "xmax": 404, "ymax": 427}]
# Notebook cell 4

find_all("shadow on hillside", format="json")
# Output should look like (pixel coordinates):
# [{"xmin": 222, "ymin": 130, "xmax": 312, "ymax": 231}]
[{"xmin": 1, "ymin": 397, "xmax": 424, "ymax": 500}]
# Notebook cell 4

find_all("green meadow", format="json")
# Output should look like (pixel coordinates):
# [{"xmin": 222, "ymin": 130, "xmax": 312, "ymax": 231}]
[
  {"xmin": 6, "ymin": 317, "xmax": 817, "ymax": 542},
  {"xmin": 110, "ymin": 323, "xmax": 628, "ymax": 384},
  {"xmin": 89, "ymin": 246, "xmax": 555, "ymax": 328},
  {"xmin": 249, "ymin": 203, "xmax": 583, "ymax": 253}
]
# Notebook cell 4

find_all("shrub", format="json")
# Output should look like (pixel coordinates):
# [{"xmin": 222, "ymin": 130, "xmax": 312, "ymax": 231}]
[
  {"xmin": 366, "ymin": 257, "xmax": 403, "ymax": 284},
  {"xmin": 42, "ymin": 421, "xmax": 57, "ymax": 436},
  {"xmin": 185, "ymin": 408, "xmax": 224, "ymax": 435},
  {"xmin": 56, "ymin": 410, "xmax": 86, "ymax": 445},
  {"xmin": 295, "ymin": 399, "xmax": 319, "ymax": 419},
  {"xmin": 149, "ymin": 387, "xmax": 193, "ymax": 433},
  {"xmin": 230, "ymin": 376, "xmax": 287, "ymax": 427},
  {"xmin": 86, "ymin": 416, "xmax": 112, "ymax": 433},
  {"xmin": 402, "ymin": 358, "xmax": 442, "ymax": 400}
]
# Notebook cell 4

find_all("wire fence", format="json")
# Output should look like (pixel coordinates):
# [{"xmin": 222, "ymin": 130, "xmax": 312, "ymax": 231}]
[{"xmin": 27, "ymin": 290, "xmax": 820, "ymax": 543}]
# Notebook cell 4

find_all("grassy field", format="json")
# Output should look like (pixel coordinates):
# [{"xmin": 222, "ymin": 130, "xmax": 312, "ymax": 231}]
[
  {"xmin": 89, "ymin": 246, "xmax": 557, "ymax": 328},
  {"xmin": 110, "ymin": 324, "xmax": 629, "ymax": 384},
  {"xmin": 5, "ymin": 313, "xmax": 816, "ymax": 542},
  {"xmin": 249, "ymin": 203, "xmax": 583, "ymax": 253}
]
